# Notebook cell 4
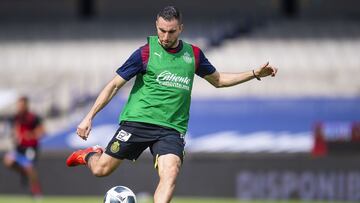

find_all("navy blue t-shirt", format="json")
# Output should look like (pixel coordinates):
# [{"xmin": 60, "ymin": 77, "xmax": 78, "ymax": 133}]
[{"xmin": 116, "ymin": 40, "xmax": 216, "ymax": 81}]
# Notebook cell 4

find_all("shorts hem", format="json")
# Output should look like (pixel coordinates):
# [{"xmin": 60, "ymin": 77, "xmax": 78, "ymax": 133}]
[
  {"xmin": 104, "ymin": 151, "xmax": 125, "ymax": 160},
  {"xmin": 155, "ymin": 152, "xmax": 184, "ymax": 163},
  {"xmin": 104, "ymin": 151, "xmax": 137, "ymax": 161}
]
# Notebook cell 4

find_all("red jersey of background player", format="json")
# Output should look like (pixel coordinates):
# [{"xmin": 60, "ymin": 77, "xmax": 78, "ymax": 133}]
[
  {"xmin": 11, "ymin": 96, "xmax": 43, "ymax": 148},
  {"xmin": 13, "ymin": 111, "xmax": 42, "ymax": 147}
]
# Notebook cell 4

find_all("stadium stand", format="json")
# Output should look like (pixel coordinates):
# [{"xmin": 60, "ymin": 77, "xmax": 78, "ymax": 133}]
[
  {"xmin": 1, "ymin": 20, "xmax": 359, "ymax": 102},
  {"xmin": 0, "ymin": 20, "xmax": 359, "ymax": 136},
  {"xmin": 198, "ymin": 20, "xmax": 360, "ymax": 97}
]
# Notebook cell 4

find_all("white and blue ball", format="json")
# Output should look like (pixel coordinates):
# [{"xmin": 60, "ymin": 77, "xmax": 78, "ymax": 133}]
[{"xmin": 104, "ymin": 186, "xmax": 137, "ymax": 203}]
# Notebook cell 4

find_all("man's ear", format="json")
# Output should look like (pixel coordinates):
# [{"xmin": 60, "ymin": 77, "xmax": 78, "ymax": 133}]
[{"xmin": 179, "ymin": 24, "xmax": 184, "ymax": 32}]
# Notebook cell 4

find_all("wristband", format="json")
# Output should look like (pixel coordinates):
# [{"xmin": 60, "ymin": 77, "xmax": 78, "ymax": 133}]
[{"xmin": 252, "ymin": 70, "xmax": 261, "ymax": 81}]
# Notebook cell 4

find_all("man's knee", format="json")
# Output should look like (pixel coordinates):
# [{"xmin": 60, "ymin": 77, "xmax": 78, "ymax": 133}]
[
  {"xmin": 160, "ymin": 165, "xmax": 179, "ymax": 180},
  {"xmin": 23, "ymin": 165, "xmax": 35, "ymax": 174},
  {"xmin": 91, "ymin": 162, "xmax": 120, "ymax": 177},
  {"xmin": 92, "ymin": 165, "xmax": 112, "ymax": 177},
  {"xmin": 158, "ymin": 157, "xmax": 181, "ymax": 184},
  {"xmin": 3, "ymin": 156, "xmax": 14, "ymax": 168},
  {"xmin": 88, "ymin": 153, "xmax": 122, "ymax": 177}
]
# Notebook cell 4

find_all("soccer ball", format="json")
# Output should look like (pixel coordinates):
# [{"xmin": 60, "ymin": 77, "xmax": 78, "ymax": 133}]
[{"xmin": 103, "ymin": 186, "xmax": 137, "ymax": 203}]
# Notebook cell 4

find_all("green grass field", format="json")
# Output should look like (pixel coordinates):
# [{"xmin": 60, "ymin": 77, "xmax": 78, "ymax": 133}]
[{"xmin": 0, "ymin": 195, "xmax": 350, "ymax": 203}]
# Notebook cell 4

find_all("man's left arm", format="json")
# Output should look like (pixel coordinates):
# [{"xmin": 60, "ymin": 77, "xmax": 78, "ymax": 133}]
[
  {"xmin": 204, "ymin": 62, "xmax": 278, "ymax": 88},
  {"xmin": 32, "ymin": 116, "xmax": 45, "ymax": 139},
  {"xmin": 34, "ymin": 123, "xmax": 45, "ymax": 139}
]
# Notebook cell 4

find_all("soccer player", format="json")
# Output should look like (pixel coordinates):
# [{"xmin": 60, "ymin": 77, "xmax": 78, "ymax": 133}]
[
  {"xmin": 3, "ymin": 96, "xmax": 45, "ymax": 197},
  {"xmin": 66, "ymin": 6, "xmax": 278, "ymax": 203}
]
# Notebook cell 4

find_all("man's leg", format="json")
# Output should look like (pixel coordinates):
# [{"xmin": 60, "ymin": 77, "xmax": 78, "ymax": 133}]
[
  {"xmin": 3, "ymin": 152, "xmax": 25, "ymax": 171},
  {"xmin": 3, "ymin": 152, "xmax": 29, "ymax": 185},
  {"xmin": 66, "ymin": 146, "xmax": 122, "ymax": 177},
  {"xmin": 3, "ymin": 154, "xmax": 13, "ymax": 167},
  {"xmin": 23, "ymin": 165, "xmax": 42, "ymax": 196},
  {"xmin": 87, "ymin": 153, "xmax": 122, "ymax": 177},
  {"xmin": 154, "ymin": 154, "xmax": 181, "ymax": 203}
]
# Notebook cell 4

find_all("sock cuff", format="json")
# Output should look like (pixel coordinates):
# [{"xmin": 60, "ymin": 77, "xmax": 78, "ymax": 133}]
[{"xmin": 85, "ymin": 152, "xmax": 97, "ymax": 163}]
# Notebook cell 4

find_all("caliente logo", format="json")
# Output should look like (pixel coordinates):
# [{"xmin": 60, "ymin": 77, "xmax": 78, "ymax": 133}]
[{"xmin": 156, "ymin": 71, "xmax": 191, "ymax": 90}]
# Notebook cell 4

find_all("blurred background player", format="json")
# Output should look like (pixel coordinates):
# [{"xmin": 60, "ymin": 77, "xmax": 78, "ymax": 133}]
[{"xmin": 2, "ymin": 96, "xmax": 45, "ymax": 197}]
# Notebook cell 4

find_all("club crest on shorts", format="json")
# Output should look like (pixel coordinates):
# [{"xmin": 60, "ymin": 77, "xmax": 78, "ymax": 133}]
[
  {"xmin": 110, "ymin": 141, "xmax": 120, "ymax": 153},
  {"xmin": 116, "ymin": 130, "xmax": 132, "ymax": 142}
]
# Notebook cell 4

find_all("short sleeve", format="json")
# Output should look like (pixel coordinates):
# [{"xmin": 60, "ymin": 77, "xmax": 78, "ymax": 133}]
[
  {"xmin": 194, "ymin": 48, "xmax": 216, "ymax": 78},
  {"xmin": 33, "ymin": 115, "xmax": 42, "ymax": 128},
  {"xmin": 116, "ymin": 48, "xmax": 145, "ymax": 81}
]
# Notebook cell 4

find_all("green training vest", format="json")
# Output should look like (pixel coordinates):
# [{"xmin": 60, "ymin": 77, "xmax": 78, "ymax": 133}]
[{"xmin": 120, "ymin": 36, "xmax": 195, "ymax": 134}]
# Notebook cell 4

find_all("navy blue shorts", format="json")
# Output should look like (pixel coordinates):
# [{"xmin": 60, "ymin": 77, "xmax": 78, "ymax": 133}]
[{"xmin": 105, "ymin": 121, "xmax": 185, "ymax": 165}]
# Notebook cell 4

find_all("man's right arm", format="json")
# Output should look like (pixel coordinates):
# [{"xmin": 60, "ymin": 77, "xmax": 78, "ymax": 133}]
[
  {"xmin": 77, "ymin": 44, "xmax": 147, "ymax": 140},
  {"xmin": 77, "ymin": 75, "xmax": 126, "ymax": 140}
]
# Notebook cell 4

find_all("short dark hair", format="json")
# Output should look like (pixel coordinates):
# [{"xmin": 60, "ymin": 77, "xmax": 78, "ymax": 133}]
[
  {"xmin": 157, "ymin": 6, "xmax": 182, "ymax": 23},
  {"xmin": 18, "ymin": 95, "xmax": 29, "ymax": 103}
]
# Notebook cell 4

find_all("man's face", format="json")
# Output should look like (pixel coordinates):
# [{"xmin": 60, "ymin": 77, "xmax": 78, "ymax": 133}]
[
  {"xmin": 16, "ymin": 99, "xmax": 28, "ymax": 114},
  {"xmin": 156, "ymin": 17, "xmax": 183, "ymax": 49}
]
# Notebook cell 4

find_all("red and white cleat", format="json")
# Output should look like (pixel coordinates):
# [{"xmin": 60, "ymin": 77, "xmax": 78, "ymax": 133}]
[{"xmin": 66, "ymin": 145, "xmax": 103, "ymax": 167}]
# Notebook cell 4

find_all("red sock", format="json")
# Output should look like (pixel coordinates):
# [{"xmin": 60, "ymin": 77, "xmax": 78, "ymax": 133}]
[{"xmin": 30, "ymin": 182, "xmax": 42, "ymax": 196}]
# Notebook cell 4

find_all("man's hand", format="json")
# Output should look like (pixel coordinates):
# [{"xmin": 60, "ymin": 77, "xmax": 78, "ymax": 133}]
[
  {"xmin": 74, "ymin": 75, "xmax": 126, "ymax": 141},
  {"xmin": 255, "ymin": 62, "xmax": 278, "ymax": 78},
  {"xmin": 77, "ymin": 118, "xmax": 92, "ymax": 140}
]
